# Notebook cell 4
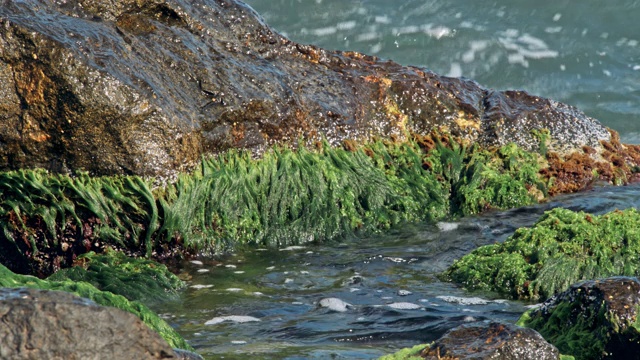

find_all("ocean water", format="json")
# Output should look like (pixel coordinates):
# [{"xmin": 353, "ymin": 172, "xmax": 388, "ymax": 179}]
[
  {"xmin": 153, "ymin": 1, "xmax": 640, "ymax": 358},
  {"xmin": 247, "ymin": 0, "xmax": 640, "ymax": 143}
]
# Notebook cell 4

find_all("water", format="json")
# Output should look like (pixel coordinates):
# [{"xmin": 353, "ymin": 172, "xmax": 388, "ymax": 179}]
[{"xmin": 152, "ymin": 1, "xmax": 640, "ymax": 358}]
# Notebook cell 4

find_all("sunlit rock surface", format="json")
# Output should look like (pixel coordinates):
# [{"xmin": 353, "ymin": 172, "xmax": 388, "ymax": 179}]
[{"xmin": 0, "ymin": 0, "xmax": 610, "ymax": 177}]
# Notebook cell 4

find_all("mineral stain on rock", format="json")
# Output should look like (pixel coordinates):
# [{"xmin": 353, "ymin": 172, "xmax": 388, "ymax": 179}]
[{"xmin": 0, "ymin": 0, "xmax": 612, "ymax": 179}]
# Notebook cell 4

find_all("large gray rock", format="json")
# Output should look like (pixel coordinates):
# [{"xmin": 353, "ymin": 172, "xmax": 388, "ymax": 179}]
[
  {"xmin": 0, "ymin": 287, "xmax": 180, "ymax": 360},
  {"xmin": 0, "ymin": 0, "xmax": 611, "ymax": 178},
  {"xmin": 421, "ymin": 321, "xmax": 560, "ymax": 360}
]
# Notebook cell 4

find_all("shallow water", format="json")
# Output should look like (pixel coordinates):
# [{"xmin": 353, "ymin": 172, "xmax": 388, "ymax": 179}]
[
  {"xmin": 152, "ymin": 1, "xmax": 640, "ymax": 358},
  {"xmin": 153, "ymin": 183, "xmax": 640, "ymax": 359}
]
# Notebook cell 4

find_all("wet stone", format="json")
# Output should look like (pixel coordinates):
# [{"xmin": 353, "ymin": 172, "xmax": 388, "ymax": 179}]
[
  {"xmin": 0, "ymin": 287, "xmax": 180, "ymax": 360},
  {"xmin": 521, "ymin": 277, "xmax": 640, "ymax": 360},
  {"xmin": 421, "ymin": 321, "xmax": 560, "ymax": 360},
  {"xmin": 0, "ymin": 0, "xmax": 611, "ymax": 178}
]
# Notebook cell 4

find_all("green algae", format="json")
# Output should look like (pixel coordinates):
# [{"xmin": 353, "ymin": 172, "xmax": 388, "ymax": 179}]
[
  {"xmin": 0, "ymin": 263, "xmax": 191, "ymax": 350},
  {"xmin": 47, "ymin": 250, "xmax": 185, "ymax": 303},
  {"xmin": 377, "ymin": 344, "xmax": 428, "ymax": 360},
  {"xmin": 1, "ymin": 135, "xmax": 546, "ymax": 269},
  {"xmin": 446, "ymin": 207, "xmax": 640, "ymax": 300}
]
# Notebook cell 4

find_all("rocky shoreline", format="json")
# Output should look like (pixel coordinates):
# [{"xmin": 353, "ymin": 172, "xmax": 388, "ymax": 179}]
[{"xmin": 2, "ymin": 0, "xmax": 640, "ymax": 359}]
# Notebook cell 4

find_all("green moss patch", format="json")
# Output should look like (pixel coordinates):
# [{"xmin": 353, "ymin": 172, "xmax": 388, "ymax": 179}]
[
  {"xmin": 1, "ymin": 134, "xmax": 546, "ymax": 275},
  {"xmin": 446, "ymin": 207, "xmax": 640, "ymax": 300},
  {"xmin": 0, "ymin": 263, "xmax": 191, "ymax": 350},
  {"xmin": 378, "ymin": 344, "xmax": 428, "ymax": 360},
  {"xmin": 47, "ymin": 250, "xmax": 184, "ymax": 303}
]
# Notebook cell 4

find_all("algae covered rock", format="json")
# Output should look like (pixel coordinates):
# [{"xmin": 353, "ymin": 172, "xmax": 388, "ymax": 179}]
[
  {"xmin": 518, "ymin": 277, "xmax": 640, "ymax": 360},
  {"xmin": 446, "ymin": 207, "xmax": 640, "ymax": 300},
  {"xmin": 0, "ymin": 263, "xmax": 191, "ymax": 350},
  {"xmin": 47, "ymin": 250, "xmax": 184, "ymax": 303},
  {"xmin": 0, "ymin": 0, "xmax": 611, "ymax": 178},
  {"xmin": 0, "ymin": 287, "xmax": 179, "ymax": 360}
]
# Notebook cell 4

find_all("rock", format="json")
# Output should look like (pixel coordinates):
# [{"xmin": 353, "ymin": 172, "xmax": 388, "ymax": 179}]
[
  {"xmin": 172, "ymin": 348, "xmax": 204, "ymax": 360},
  {"xmin": 519, "ymin": 277, "xmax": 640, "ymax": 360},
  {"xmin": 421, "ymin": 321, "xmax": 560, "ymax": 360},
  {"xmin": 0, "ymin": 287, "xmax": 180, "ymax": 360},
  {"xmin": 0, "ymin": 0, "xmax": 610, "ymax": 178}
]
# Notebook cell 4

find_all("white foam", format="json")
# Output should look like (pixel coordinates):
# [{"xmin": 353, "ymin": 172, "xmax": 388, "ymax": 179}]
[
  {"xmin": 387, "ymin": 302, "xmax": 423, "ymax": 310},
  {"xmin": 226, "ymin": 288, "xmax": 243, "ymax": 292},
  {"xmin": 397, "ymin": 290, "xmax": 412, "ymax": 296},
  {"xmin": 231, "ymin": 340, "xmax": 247, "ymax": 345},
  {"xmin": 319, "ymin": 298, "xmax": 352, "ymax": 312},
  {"xmin": 205, "ymin": 315, "xmax": 261, "ymax": 325},
  {"xmin": 225, "ymin": 264, "xmax": 237, "ymax": 269},
  {"xmin": 311, "ymin": 26, "xmax": 337, "ymax": 37},
  {"xmin": 197, "ymin": 269, "xmax": 210, "ymax": 273},
  {"xmin": 190, "ymin": 260, "xmax": 203, "ymax": 266},
  {"xmin": 280, "ymin": 246, "xmax": 306, "ymax": 251},
  {"xmin": 436, "ymin": 295, "xmax": 490, "ymax": 305},
  {"xmin": 190, "ymin": 284, "xmax": 213, "ymax": 289},
  {"xmin": 337, "ymin": 20, "xmax": 356, "ymax": 31},
  {"xmin": 436, "ymin": 222, "xmax": 459, "ymax": 232}
]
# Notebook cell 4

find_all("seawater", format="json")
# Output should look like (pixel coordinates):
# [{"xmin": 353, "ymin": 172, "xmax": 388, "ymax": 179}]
[{"xmin": 152, "ymin": 1, "xmax": 640, "ymax": 359}]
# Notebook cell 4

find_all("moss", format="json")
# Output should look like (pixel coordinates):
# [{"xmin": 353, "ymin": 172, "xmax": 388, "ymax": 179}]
[
  {"xmin": 0, "ymin": 263, "xmax": 191, "ymax": 350},
  {"xmin": 47, "ymin": 250, "xmax": 185, "ymax": 303},
  {"xmin": 446, "ymin": 207, "xmax": 640, "ymax": 300},
  {"xmin": 378, "ymin": 344, "xmax": 428, "ymax": 360}
]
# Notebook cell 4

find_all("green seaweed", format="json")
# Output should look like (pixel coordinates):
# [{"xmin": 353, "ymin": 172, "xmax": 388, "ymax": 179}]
[
  {"xmin": 1, "ymin": 134, "xmax": 547, "ymax": 273},
  {"xmin": 446, "ymin": 207, "xmax": 640, "ymax": 300},
  {"xmin": 0, "ymin": 263, "xmax": 191, "ymax": 350},
  {"xmin": 47, "ymin": 250, "xmax": 185, "ymax": 303},
  {"xmin": 377, "ymin": 344, "xmax": 428, "ymax": 360}
]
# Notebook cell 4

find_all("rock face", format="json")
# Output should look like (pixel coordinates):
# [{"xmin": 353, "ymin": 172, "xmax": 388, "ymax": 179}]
[
  {"xmin": 0, "ymin": 287, "xmax": 180, "ymax": 360},
  {"xmin": 421, "ymin": 321, "xmax": 560, "ymax": 360},
  {"xmin": 521, "ymin": 277, "xmax": 640, "ymax": 360},
  {"xmin": 0, "ymin": 0, "xmax": 611, "ymax": 177}
]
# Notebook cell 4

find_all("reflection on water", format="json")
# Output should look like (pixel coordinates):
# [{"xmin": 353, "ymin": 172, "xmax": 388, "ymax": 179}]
[
  {"xmin": 152, "ymin": 183, "xmax": 640, "ymax": 359},
  {"xmin": 244, "ymin": 0, "xmax": 640, "ymax": 143}
]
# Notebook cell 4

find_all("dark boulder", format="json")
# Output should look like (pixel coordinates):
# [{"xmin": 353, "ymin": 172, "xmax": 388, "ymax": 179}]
[
  {"xmin": 421, "ymin": 321, "xmax": 560, "ymax": 360},
  {"xmin": 0, "ymin": 0, "xmax": 610, "ymax": 178},
  {"xmin": 520, "ymin": 277, "xmax": 640, "ymax": 360},
  {"xmin": 0, "ymin": 287, "xmax": 183, "ymax": 359}
]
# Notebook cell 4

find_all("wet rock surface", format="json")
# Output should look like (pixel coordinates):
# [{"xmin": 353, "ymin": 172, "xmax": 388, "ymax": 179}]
[
  {"xmin": 0, "ymin": 0, "xmax": 611, "ymax": 177},
  {"xmin": 421, "ymin": 321, "xmax": 560, "ymax": 360},
  {"xmin": 0, "ymin": 287, "xmax": 180, "ymax": 359},
  {"xmin": 522, "ymin": 277, "xmax": 640, "ymax": 360}
]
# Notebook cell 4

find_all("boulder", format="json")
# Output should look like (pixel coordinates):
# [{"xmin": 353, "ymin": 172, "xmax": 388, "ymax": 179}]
[
  {"xmin": 419, "ymin": 321, "xmax": 560, "ymax": 360},
  {"xmin": 519, "ymin": 277, "xmax": 640, "ymax": 360},
  {"xmin": 0, "ymin": 287, "xmax": 180, "ymax": 360},
  {"xmin": 0, "ymin": 0, "xmax": 610, "ymax": 178}
]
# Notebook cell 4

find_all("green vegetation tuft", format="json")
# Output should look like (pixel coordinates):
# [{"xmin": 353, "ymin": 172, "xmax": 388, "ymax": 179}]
[
  {"xmin": 377, "ymin": 344, "xmax": 428, "ymax": 360},
  {"xmin": 0, "ymin": 263, "xmax": 191, "ymax": 350},
  {"xmin": 0, "ymin": 134, "xmax": 547, "ymax": 268},
  {"xmin": 47, "ymin": 250, "xmax": 185, "ymax": 303},
  {"xmin": 446, "ymin": 207, "xmax": 640, "ymax": 300}
]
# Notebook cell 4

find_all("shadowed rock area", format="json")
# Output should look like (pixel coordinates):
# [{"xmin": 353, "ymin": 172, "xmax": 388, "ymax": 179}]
[
  {"xmin": 521, "ymin": 277, "xmax": 640, "ymax": 360},
  {"xmin": 0, "ymin": 287, "xmax": 181, "ymax": 359},
  {"xmin": 0, "ymin": 0, "xmax": 611, "ymax": 178}
]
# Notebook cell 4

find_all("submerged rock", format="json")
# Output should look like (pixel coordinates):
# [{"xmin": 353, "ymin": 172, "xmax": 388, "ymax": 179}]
[
  {"xmin": 421, "ymin": 321, "xmax": 560, "ymax": 360},
  {"xmin": 519, "ymin": 277, "xmax": 640, "ymax": 360},
  {"xmin": 0, "ymin": 287, "xmax": 179, "ymax": 359},
  {"xmin": 0, "ymin": 0, "xmax": 611, "ymax": 178}
]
